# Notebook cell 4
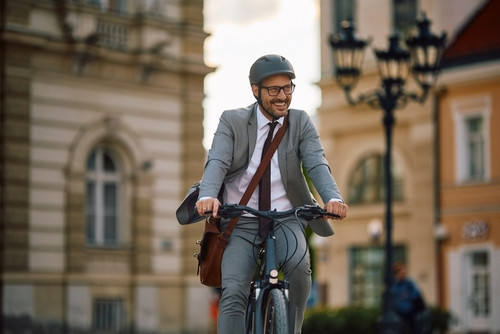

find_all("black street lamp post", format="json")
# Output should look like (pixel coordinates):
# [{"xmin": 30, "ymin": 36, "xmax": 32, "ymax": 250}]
[{"xmin": 329, "ymin": 15, "xmax": 446, "ymax": 333}]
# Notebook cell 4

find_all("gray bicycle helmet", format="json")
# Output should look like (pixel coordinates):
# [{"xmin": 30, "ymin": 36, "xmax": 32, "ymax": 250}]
[{"xmin": 249, "ymin": 54, "xmax": 296, "ymax": 84}]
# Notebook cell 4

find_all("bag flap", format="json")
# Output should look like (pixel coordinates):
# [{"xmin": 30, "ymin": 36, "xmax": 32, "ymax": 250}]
[{"xmin": 176, "ymin": 182, "xmax": 205, "ymax": 225}]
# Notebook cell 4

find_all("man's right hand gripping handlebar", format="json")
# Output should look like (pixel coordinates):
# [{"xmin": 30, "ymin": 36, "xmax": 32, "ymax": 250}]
[{"xmin": 195, "ymin": 197, "xmax": 222, "ymax": 217}]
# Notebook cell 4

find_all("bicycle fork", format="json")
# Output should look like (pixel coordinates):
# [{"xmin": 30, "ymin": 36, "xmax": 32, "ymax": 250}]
[{"xmin": 251, "ymin": 229, "xmax": 290, "ymax": 333}]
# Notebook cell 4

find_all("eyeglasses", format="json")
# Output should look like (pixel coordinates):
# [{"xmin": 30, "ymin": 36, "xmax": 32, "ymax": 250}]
[{"xmin": 260, "ymin": 83, "xmax": 296, "ymax": 96}]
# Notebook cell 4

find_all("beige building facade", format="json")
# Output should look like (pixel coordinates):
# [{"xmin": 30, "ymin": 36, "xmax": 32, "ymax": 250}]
[
  {"xmin": 315, "ymin": 0, "xmax": 493, "ymax": 320},
  {"xmin": 438, "ymin": 65, "xmax": 500, "ymax": 333},
  {"xmin": 1, "ymin": 0, "xmax": 211, "ymax": 333},
  {"xmin": 437, "ymin": 0, "xmax": 500, "ymax": 331}
]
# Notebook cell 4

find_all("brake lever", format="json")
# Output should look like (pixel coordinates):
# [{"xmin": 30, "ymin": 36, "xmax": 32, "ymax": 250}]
[
  {"xmin": 206, "ymin": 204, "xmax": 243, "ymax": 219},
  {"xmin": 297, "ymin": 206, "xmax": 340, "ymax": 220}
]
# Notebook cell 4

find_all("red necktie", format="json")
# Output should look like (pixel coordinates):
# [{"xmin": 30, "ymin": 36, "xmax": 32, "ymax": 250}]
[{"xmin": 258, "ymin": 122, "xmax": 278, "ymax": 238}]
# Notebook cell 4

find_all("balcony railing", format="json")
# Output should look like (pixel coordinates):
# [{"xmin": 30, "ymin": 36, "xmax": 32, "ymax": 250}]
[{"xmin": 96, "ymin": 19, "xmax": 128, "ymax": 50}]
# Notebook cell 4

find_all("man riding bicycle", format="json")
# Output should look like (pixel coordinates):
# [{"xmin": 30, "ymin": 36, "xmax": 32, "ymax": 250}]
[{"xmin": 196, "ymin": 54, "xmax": 348, "ymax": 334}]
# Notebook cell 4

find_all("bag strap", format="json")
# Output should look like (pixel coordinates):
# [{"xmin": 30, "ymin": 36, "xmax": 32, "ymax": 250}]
[{"xmin": 219, "ymin": 115, "xmax": 289, "ymax": 243}]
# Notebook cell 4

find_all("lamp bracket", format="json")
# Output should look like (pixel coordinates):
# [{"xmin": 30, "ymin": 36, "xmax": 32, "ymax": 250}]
[{"xmin": 343, "ymin": 84, "xmax": 431, "ymax": 111}]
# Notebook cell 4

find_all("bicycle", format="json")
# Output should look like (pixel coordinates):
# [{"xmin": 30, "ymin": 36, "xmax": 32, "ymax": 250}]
[{"xmin": 210, "ymin": 203, "xmax": 339, "ymax": 334}]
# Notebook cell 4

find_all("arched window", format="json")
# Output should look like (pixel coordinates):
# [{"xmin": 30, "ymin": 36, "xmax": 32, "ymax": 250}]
[
  {"xmin": 86, "ymin": 146, "xmax": 121, "ymax": 246},
  {"xmin": 347, "ymin": 154, "xmax": 404, "ymax": 205}
]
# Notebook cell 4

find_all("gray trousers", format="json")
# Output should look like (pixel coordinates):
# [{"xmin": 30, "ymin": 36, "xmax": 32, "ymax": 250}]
[{"xmin": 217, "ymin": 216, "xmax": 311, "ymax": 334}]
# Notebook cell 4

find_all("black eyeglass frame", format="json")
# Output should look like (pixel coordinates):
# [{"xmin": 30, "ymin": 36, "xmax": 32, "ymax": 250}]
[{"xmin": 259, "ymin": 82, "xmax": 296, "ymax": 96}]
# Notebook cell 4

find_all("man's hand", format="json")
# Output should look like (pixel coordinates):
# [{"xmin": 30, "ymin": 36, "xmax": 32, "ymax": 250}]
[
  {"xmin": 324, "ymin": 200, "xmax": 348, "ymax": 220},
  {"xmin": 196, "ymin": 197, "xmax": 221, "ymax": 217}
]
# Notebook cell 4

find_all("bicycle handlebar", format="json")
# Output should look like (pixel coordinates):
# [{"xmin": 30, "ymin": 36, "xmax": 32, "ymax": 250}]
[{"xmin": 206, "ymin": 204, "xmax": 340, "ymax": 220}]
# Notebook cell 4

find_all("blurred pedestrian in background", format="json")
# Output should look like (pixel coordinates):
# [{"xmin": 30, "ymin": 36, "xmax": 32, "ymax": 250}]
[{"xmin": 391, "ymin": 262, "xmax": 429, "ymax": 334}]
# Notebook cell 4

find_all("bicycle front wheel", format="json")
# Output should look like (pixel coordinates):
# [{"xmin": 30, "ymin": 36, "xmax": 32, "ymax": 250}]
[{"xmin": 263, "ymin": 289, "xmax": 289, "ymax": 334}]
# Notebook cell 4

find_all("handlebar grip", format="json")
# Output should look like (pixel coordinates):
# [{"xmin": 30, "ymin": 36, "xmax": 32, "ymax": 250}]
[
  {"xmin": 297, "ymin": 209, "xmax": 340, "ymax": 220},
  {"xmin": 204, "ymin": 205, "xmax": 242, "ymax": 219},
  {"xmin": 322, "ymin": 212, "xmax": 341, "ymax": 218}
]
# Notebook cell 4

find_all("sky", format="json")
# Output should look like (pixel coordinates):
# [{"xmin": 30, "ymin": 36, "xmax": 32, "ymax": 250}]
[{"xmin": 202, "ymin": 0, "xmax": 322, "ymax": 149}]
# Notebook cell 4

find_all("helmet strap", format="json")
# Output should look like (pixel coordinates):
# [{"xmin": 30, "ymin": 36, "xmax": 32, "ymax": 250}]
[{"xmin": 255, "ymin": 85, "xmax": 277, "ymax": 121}]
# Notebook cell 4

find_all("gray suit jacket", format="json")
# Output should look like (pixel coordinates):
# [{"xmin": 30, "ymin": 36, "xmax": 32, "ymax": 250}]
[{"xmin": 199, "ymin": 103, "xmax": 342, "ymax": 236}]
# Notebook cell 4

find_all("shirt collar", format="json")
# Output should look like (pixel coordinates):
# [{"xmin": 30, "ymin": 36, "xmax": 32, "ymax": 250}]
[{"xmin": 255, "ymin": 104, "xmax": 284, "ymax": 130}]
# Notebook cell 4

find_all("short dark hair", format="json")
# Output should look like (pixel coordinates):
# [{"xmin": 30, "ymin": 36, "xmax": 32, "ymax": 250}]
[{"xmin": 392, "ymin": 261, "xmax": 406, "ymax": 273}]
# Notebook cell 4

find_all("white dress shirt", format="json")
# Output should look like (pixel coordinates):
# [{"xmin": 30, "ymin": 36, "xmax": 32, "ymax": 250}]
[{"xmin": 223, "ymin": 105, "xmax": 294, "ymax": 212}]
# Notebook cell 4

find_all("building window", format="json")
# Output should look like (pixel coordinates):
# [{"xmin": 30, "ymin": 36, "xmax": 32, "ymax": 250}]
[
  {"xmin": 86, "ymin": 147, "xmax": 121, "ymax": 246},
  {"xmin": 96, "ymin": 20, "xmax": 129, "ymax": 50},
  {"xmin": 393, "ymin": 0, "xmax": 417, "ymax": 37},
  {"xmin": 333, "ymin": 0, "xmax": 356, "ymax": 33},
  {"xmin": 350, "ymin": 246, "xmax": 406, "ymax": 307},
  {"xmin": 142, "ymin": 0, "xmax": 162, "ymax": 13},
  {"xmin": 93, "ymin": 298, "xmax": 124, "ymax": 332},
  {"xmin": 449, "ymin": 247, "xmax": 498, "ymax": 331},
  {"xmin": 108, "ymin": 0, "xmax": 127, "ymax": 14},
  {"xmin": 466, "ymin": 116, "xmax": 485, "ymax": 180},
  {"xmin": 469, "ymin": 251, "xmax": 490, "ymax": 318},
  {"xmin": 452, "ymin": 97, "xmax": 491, "ymax": 184},
  {"xmin": 88, "ymin": 0, "xmax": 128, "ymax": 13},
  {"xmin": 348, "ymin": 154, "xmax": 404, "ymax": 205},
  {"xmin": 87, "ymin": 0, "xmax": 102, "ymax": 7}
]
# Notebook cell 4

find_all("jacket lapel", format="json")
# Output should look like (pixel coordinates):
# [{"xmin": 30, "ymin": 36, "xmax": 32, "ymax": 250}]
[
  {"xmin": 277, "ymin": 114, "xmax": 289, "ymax": 189},
  {"xmin": 247, "ymin": 103, "xmax": 258, "ymax": 159}
]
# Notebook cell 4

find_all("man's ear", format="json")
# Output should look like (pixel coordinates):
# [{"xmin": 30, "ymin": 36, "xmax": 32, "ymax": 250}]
[{"xmin": 251, "ymin": 84, "xmax": 259, "ymax": 97}]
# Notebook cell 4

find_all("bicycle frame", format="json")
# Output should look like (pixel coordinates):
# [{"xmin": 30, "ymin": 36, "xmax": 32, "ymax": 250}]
[
  {"xmin": 211, "ymin": 204, "xmax": 337, "ymax": 334},
  {"xmin": 247, "ymin": 219, "xmax": 290, "ymax": 334}
]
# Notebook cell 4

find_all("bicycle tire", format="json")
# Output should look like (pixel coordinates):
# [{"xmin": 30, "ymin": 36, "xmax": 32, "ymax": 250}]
[
  {"xmin": 263, "ymin": 289, "xmax": 289, "ymax": 334},
  {"xmin": 246, "ymin": 292, "xmax": 255, "ymax": 334}
]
